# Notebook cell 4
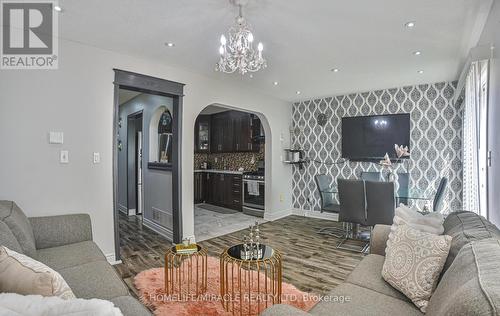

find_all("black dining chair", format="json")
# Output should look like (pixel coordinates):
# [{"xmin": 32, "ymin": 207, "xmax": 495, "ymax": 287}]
[
  {"xmin": 361, "ymin": 171, "xmax": 383, "ymax": 182},
  {"xmin": 365, "ymin": 181, "xmax": 396, "ymax": 226},
  {"xmin": 433, "ymin": 177, "xmax": 448, "ymax": 213},
  {"xmin": 337, "ymin": 179, "xmax": 368, "ymax": 251},
  {"xmin": 364, "ymin": 181, "xmax": 396, "ymax": 253},
  {"xmin": 314, "ymin": 174, "xmax": 343, "ymax": 237}
]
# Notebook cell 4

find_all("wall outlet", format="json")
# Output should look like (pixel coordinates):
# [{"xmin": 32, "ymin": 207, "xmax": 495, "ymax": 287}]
[{"xmin": 279, "ymin": 193, "xmax": 284, "ymax": 202}]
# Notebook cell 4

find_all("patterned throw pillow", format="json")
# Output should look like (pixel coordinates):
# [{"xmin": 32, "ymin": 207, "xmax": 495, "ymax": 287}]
[
  {"xmin": 382, "ymin": 224, "xmax": 451, "ymax": 312},
  {"xmin": 0, "ymin": 246, "xmax": 75, "ymax": 299}
]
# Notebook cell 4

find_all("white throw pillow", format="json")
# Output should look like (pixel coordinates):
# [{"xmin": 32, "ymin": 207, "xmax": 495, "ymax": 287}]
[
  {"xmin": 0, "ymin": 246, "xmax": 75, "ymax": 299},
  {"xmin": 382, "ymin": 224, "xmax": 452, "ymax": 312},
  {"xmin": 392, "ymin": 204, "xmax": 444, "ymax": 235},
  {"xmin": 0, "ymin": 293, "xmax": 123, "ymax": 316}
]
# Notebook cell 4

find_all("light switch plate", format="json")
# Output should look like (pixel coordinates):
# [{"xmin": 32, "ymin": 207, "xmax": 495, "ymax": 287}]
[
  {"xmin": 93, "ymin": 152, "xmax": 100, "ymax": 164},
  {"xmin": 49, "ymin": 132, "xmax": 64, "ymax": 144},
  {"xmin": 60, "ymin": 150, "xmax": 69, "ymax": 164}
]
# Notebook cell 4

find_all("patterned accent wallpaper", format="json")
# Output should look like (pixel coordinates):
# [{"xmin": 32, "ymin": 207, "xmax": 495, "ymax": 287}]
[
  {"xmin": 194, "ymin": 144, "xmax": 265, "ymax": 171},
  {"xmin": 291, "ymin": 81, "xmax": 463, "ymax": 212}
]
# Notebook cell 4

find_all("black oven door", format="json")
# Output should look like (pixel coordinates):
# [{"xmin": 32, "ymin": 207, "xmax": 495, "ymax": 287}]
[{"xmin": 243, "ymin": 180, "xmax": 265, "ymax": 210}]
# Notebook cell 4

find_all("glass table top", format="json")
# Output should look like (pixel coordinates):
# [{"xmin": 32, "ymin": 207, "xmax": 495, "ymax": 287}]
[
  {"xmin": 320, "ymin": 186, "xmax": 433, "ymax": 201},
  {"xmin": 227, "ymin": 244, "xmax": 274, "ymax": 261}
]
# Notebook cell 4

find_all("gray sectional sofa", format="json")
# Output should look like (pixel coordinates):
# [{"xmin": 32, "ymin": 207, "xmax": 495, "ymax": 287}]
[
  {"xmin": 263, "ymin": 211, "xmax": 500, "ymax": 316},
  {"xmin": 0, "ymin": 200, "xmax": 151, "ymax": 316}
]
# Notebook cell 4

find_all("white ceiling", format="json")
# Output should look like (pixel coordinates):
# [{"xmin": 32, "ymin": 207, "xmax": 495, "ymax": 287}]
[{"xmin": 58, "ymin": 0, "xmax": 488, "ymax": 101}]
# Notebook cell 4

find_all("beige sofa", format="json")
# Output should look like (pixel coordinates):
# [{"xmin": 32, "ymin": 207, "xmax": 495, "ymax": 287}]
[
  {"xmin": 0, "ymin": 200, "xmax": 151, "ymax": 316},
  {"xmin": 263, "ymin": 211, "xmax": 500, "ymax": 315}
]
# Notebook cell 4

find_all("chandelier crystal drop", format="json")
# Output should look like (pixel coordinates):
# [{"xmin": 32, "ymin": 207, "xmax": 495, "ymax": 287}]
[{"xmin": 216, "ymin": 2, "xmax": 266, "ymax": 75}]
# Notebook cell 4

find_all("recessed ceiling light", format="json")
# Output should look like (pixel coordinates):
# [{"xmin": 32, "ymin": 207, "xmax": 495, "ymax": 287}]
[
  {"xmin": 331, "ymin": 68, "xmax": 339, "ymax": 72},
  {"xmin": 417, "ymin": 70, "xmax": 424, "ymax": 74},
  {"xmin": 273, "ymin": 81, "xmax": 279, "ymax": 86},
  {"xmin": 54, "ymin": 5, "xmax": 62, "ymax": 12},
  {"xmin": 165, "ymin": 42, "xmax": 175, "ymax": 47},
  {"xmin": 405, "ymin": 21, "xmax": 416, "ymax": 28},
  {"xmin": 413, "ymin": 51, "xmax": 422, "ymax": 56},
  {"xmin": 249, "ymin": 74, "xmax": 253, "ymax": 78},
  {"xmin": 296, "ymin": 91, "xmax": 301, "ymax": 95}
]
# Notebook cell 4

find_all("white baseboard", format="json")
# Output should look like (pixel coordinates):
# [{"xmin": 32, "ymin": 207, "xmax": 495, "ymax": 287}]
[
  {"xmin": 292, "ymin": 208, "xmax": 339, "ymax": 221},
  {"xmin": 263, "ymin": 209, "xmax": 293, "ymax": 221},
  {"xmin": 105, "ymin": 253, "xmax": 122, "ymax": 265},
  {"xmin": 143, "ymin": 217, "xmax": 173, "ymax": 241}
]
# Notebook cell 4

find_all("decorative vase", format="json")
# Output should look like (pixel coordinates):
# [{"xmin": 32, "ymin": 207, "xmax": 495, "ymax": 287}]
[{"xmin": 388, "ymin": 170, "xmax": 400, "ymax": 193}]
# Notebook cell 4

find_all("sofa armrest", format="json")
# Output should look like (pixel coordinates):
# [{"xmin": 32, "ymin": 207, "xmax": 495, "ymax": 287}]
[
  {"xmin": 261, "ymin": 304, "xmax": 311, "ymax": 316},
  {"xmin": 29, "ymin": 214, "xmax": 93, "ymax": 250},
  {"xmin": 370, "ymin": 224, "xmax": 391, "ymax": 256}
]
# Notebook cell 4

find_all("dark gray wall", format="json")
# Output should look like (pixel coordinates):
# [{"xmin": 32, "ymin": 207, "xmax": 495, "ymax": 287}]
[{"xmin": 118, "ymin": 92, "xmax": 174, "ymax": 238}]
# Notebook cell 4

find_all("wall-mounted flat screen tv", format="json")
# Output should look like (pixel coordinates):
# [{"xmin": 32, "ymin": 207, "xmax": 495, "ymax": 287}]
[{"xmin": 341, "ymin": 113, "xmax": 410, "ymax": 161}]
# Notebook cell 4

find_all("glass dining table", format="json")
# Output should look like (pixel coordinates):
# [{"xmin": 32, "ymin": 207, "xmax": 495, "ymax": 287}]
[{"xmin": 320, "ymin": 186, "xmax": 433, "ymax": 202}]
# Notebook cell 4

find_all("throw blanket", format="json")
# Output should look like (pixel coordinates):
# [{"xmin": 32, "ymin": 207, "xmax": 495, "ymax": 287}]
[
  {"xmin": 391, "ymin": 204, "xmax": 444, "ymax": 235},
  {"xmin": 0, "ymin": 293, "xmax": 123, "ymax": 316}
]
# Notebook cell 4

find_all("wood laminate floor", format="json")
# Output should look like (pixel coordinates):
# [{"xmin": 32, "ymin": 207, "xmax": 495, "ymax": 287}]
[{"xmin": 114, "ymin": 212, "xmax": 365, "ymax": 299}]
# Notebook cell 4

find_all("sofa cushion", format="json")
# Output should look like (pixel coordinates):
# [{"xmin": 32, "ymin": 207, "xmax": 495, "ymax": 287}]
[
  {"xmin": 426, "ymin": 238, "xmax": 500, "ymax": 316},
  {"xmin": 0, "ymin": 220, "xmax": 23, "ymax": 253},
  {"xmin": 36, "ymin": 241, "xmax": 106, "ymax": 270},
  {"xmin": 0, "ymin": 201, "xmax": 36, "ymax": 258},
  {"xmin": 309, "ymin": 283, "xmax": 422, "ymax": 316},
  {"xmin": 110, "ymin": 296, "xmax": 151, "ymax": 316},
  {"xmin": 442, "ymin": 211, "xmax": 500, "ymax": 273},
  {"xmin": 58, "ymin": 261, "xmax": 129, "ymax": 300},
  {"xmin": 345, "ymin": 254, "xmax": 409, "ymax": 301}
]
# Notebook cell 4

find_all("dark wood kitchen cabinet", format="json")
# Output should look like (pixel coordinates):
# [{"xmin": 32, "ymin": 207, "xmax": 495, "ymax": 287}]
[
  {"xmin": 194, "ymin": 115, "xmax": 210, "ymax": 153},
  {"xmin": 200, "ymin": 172, "xmax": 242, "ymax": 211},
  {"xmin": 210, "ymin": 111, "xmax": 261, "ymax": 153},
  {"xmin": 194, "ymin": 172, "xmax": 205, "ymax": 203},
  {"xmin": 210, "ymin": 112, "xmax": 232, "ymax": 153}
]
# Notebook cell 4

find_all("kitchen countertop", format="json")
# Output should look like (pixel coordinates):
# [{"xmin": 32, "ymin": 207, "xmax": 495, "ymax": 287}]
[{"xmin": 194, "ymin": 169, "xmax": 245, "ymax": 175}]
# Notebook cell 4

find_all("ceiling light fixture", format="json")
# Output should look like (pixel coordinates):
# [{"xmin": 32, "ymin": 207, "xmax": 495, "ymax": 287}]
[
  {"xmin": 413, "ymin": 51, "xmax": 421, "ymax": 56},
  {"xmin": 273, "ymin": 81, "xmax": 279, "ymax": 86},
  {"xmin": 165, "ymin": 42, "xmax": 175, "ymax": 47},
  {"xmin": 54, "ymin": 5, "xmax": 62, "ymax": 12},
  {"xmin": 417, "ymin": 70, "xmax": 424, "ymax": 74},
  {"xmin": 331, "ymin": 68, "xmax": 339, "ymax": 72},
  {"xmin": 216, "ymin": 0, "xmax": 266, "ymax": 75},
  {"xmin": 405, "ymin": 21, "xmax": 416, "ymax": 28},
  {"xmin": 296, "ymin": 91, "xmax": 301, "ymax": 95}
]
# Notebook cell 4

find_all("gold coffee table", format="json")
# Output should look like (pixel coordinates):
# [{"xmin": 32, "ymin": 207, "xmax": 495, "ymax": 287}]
[
  {"xmin": 220, "ymin": 244, "xmax": 282, "ymax": 316},
  {"xmin": 164, "ymin": 245, "xmax": 208, "ymax": 298}
]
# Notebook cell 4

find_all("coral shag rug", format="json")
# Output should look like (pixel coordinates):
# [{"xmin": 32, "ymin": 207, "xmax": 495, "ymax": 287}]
[{"xmin": 134, "ymin": 256, "xmax": 317, "ymax": 316}]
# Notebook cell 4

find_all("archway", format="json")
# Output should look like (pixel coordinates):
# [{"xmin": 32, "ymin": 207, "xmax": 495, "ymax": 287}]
[{"xmin": 191, "ymin": 103, "xmax": 272, "ymax": 242}]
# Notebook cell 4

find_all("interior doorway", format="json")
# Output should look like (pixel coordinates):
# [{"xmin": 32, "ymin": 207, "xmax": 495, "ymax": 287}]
[
  {"xmin": 126, "ymin": 110, "xmax": 143, "ymax": 215},
  {"xmin": 113, "ymin": 69, "xmax": 185, "ymax": 261}
]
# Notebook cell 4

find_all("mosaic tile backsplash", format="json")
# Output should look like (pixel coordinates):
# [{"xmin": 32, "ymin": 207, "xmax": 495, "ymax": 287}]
[
  {"xmin": 194, "ymin": 144, "xmax": 265, "ymax": 172},
  {"xmin": 291, "ymin": 81, "xmax": 463, "ymax": 213}
]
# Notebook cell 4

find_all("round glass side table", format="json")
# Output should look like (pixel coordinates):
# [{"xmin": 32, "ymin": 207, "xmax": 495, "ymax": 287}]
[
  {"xmin": 164, "ymin": 245, "xmax": 208, "ymax": 299},
  {"xmin": 220, "ymin": 244, "xmax": 282, "ymax": 315}
]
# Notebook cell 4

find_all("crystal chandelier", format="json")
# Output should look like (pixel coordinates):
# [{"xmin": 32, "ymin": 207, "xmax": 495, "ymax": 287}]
[{"xmin": 216, "ymin": 1, "xmax": 266, "ymax": 75}]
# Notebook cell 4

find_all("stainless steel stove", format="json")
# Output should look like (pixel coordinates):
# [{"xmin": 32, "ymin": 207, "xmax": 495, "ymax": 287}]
[{"xmin": 242, "ymin": 168, "xmax": 265, "ymax": 217}]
